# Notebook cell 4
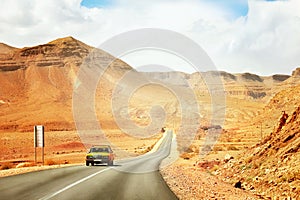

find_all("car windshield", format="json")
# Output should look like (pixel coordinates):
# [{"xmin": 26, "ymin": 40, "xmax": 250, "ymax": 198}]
[{"xmin": 90, "ymin": 147, "xmax": 109, "ymax": 153}]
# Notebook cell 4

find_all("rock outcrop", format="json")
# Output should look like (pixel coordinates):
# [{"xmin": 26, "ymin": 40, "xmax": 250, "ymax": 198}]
[{"xmin": 292, "ymin": 67, "xmax": 300, "ymax": 77}]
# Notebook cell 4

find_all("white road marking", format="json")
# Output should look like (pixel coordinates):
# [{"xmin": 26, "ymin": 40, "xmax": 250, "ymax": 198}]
[{"xmin": 39, "ymin": 167, "xmax": 111, "ymax": 200}]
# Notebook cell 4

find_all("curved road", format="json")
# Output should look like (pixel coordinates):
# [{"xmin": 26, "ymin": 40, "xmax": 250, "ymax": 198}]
[{"xmin": 0, "ymin": 131, "xmax": 178, "ymax": 200}]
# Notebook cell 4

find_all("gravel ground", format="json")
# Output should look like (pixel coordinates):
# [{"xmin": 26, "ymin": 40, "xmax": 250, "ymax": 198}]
[{"xmin": 161, "ymin": 161, "xmax": 260, "ymax": 200}]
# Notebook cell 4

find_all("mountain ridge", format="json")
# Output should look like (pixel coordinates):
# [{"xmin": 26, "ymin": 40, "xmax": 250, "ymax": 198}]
[{"xmin": 0, "ymin": 37, "xmax": 299, "ymax": 132}]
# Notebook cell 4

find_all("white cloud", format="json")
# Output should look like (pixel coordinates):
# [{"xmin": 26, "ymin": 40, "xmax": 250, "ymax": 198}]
[
  {"xmin": 0, "ymin": 0, "xmax": 299, "ymax": 75},
  {"xmin": 188, "ymin": 0, "xmax": 300, "ymax": 75}
]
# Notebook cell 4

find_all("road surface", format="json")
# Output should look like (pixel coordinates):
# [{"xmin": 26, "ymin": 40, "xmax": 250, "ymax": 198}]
[{"xmin": 0, "ymin": 131, "xmax": 178, "ymax": 200}]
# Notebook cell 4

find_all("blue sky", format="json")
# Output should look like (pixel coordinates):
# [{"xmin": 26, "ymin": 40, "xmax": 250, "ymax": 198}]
[
  {"xmin": 80, "ymin": 0, "xmax": 249, "ymax": 18},
  {"xmin": 80, "ymin": 0, "xmax": 282, "ymax": 19},
  {"xmin": 202, "ymin": 0, "xmax": 249, "ymax": 19},
  {"xmin": 81, "ymin": 0, "xmax": 113, "ymax": 8}
]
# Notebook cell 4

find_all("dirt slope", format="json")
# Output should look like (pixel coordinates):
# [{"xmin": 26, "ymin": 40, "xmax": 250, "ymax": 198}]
[{"xmin": 218, "ymin": 85, "xmax": 300, "ymax": 199}]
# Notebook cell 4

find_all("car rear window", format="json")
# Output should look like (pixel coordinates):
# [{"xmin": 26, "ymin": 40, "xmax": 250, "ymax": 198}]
[{"xmin": 90, "ymin": 147, "xmax": 109, "ymax": 152}]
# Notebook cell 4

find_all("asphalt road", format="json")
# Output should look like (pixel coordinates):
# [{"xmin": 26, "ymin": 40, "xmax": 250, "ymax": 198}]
[{"xmin": 0, "ymin": 131, "xmax": 178, "ymax": 200}]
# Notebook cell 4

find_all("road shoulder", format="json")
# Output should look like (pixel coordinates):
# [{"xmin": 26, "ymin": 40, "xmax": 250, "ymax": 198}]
[{"xmin": 161, "ymin": 161, "xmax": 259, "ymax": 200}]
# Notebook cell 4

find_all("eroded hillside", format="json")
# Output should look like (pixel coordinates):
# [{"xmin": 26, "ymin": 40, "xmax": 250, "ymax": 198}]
[
  {"xmin": 218, "ymin": 84, "xmax": 300, "ymax": 199},
  {"xmin": 0, "ymin": 37, "xmax": 133, "ymax": 132}
]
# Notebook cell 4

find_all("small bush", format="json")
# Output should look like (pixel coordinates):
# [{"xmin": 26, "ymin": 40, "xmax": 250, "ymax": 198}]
[
  {"xmin": 45, "ymin": 159, "xmax": 56, "ymax": 166},
  {"xmin": 211, "ymin": 165, "xmax": 219, "ymax": 172},
  {"xmin": 227, "ymin": 145, "xmax": 239, "ymax": 151},
  {"xmin": 252, "ymin": 162, "xmax": 260, "ymax": 169},
  {"xmin": 180, "ymin": 152, "xmax": 193, "ymax": 160},
  {"xmin": 187, "ymin": 144, "xmax": 199, "ymax": 153},
  {"xmin": 245, "ymin": 156, "xmax": 253, "ymax": 164},
  {"xmin": 213, "ymin": 146, "xmax": 225, "ymax": 151},
  {"xmin": 0, "ymin": 163, "xmax": 13, "ymax": 170},
  {"xmin": 236, "ymin": 138, "xmax": 242, "ymax": 142}
]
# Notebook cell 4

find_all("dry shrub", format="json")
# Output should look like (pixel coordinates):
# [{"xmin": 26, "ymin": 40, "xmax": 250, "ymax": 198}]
[
  {"xmin": 251, "ymin": 161, "xmax": 260, "ymax": 169},
  {"xmin": 63, "ymin": 160, "xmax": 69, "ymax": 164},
  {"xmin": 45, "ymin": 159, "xmax": 56, "ymax": 166},
  {"xmin": 211, "ymin": 165, "xmax": 219, "ymax": 172},
  {"xmin": 227, "ymin": 145, "xmax": 239, "ymax": 151},
  {"xmin": 187, "ymin": 144, "xmax": 199, "ymax": 153},
  {"xmin": 180, "ymin": 152, "xmax": 193, "ymax": 160},
  {"xmin": 0, "ymin": 163, "xmax": 13, "ymax": 170},
  {"xmin": 244, "ymin": 156, "xmax": 253, "ymax": 164},
  {"xmin": 213, "ymin": 146, "xmax": 225, "ymax": 151}
]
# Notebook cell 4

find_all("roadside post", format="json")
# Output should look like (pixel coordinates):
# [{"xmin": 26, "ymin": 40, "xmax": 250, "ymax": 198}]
[{"xmin": 34, "ymin": 125, "xmax": 45, "ymax": 165}]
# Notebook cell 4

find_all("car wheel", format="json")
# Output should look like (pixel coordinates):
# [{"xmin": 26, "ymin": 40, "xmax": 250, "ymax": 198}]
[{"xmin": 86, "ymin": 161, "xmax": 89, "ymax": 166}]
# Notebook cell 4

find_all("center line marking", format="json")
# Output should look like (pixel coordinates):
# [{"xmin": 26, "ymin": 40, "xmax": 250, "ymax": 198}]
[{"xmin": 39, "ymin": 167, "xmax": 111, "ymax": 200}]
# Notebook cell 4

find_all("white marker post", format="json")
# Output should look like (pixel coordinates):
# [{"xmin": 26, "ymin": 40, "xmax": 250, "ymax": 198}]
[{"xmin": 34, "ymin": 125, "xmax": 45, "ymax": 165}]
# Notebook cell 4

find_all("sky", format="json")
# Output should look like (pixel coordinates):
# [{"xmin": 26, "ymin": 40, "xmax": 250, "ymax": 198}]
[{"xmin": 0, "ymin": 0, "xmax": 299, "ymax": 75}]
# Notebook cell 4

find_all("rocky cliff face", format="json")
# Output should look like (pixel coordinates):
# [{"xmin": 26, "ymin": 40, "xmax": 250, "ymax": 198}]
[{"xmin": 278, "ymin": 67, "xmax": 300, "ymax": 88}]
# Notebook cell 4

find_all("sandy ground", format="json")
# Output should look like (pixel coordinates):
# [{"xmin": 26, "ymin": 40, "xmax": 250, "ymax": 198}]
[
  {"xmin": 159, "ymin": 132, "xmax": 262, "ymax": 200},
  {"xmin": 0, "ymin": 129, "xmax": 162, "ymax": 177}
]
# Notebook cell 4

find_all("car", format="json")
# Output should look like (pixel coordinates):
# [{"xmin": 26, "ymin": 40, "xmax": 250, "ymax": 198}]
[{"xmin": 86, "ymin": 145, "xmax": 114, "ymax": 166}]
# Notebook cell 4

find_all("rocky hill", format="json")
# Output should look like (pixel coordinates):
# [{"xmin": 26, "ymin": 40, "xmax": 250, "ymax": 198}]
[
  {"xmin": 219, "ymin": 84, "xmax": 300, "ymax": 199},
  {"xmin": 0, "ymin": 37, "xmax": 133, "ymax": 131},
  {"xmin": 0, "ymin": 43, "xmax": 17, "ymax": 54},
  {"xmin": 0, "ymin": 37, "xmax": 181, "ymax": 132}
]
